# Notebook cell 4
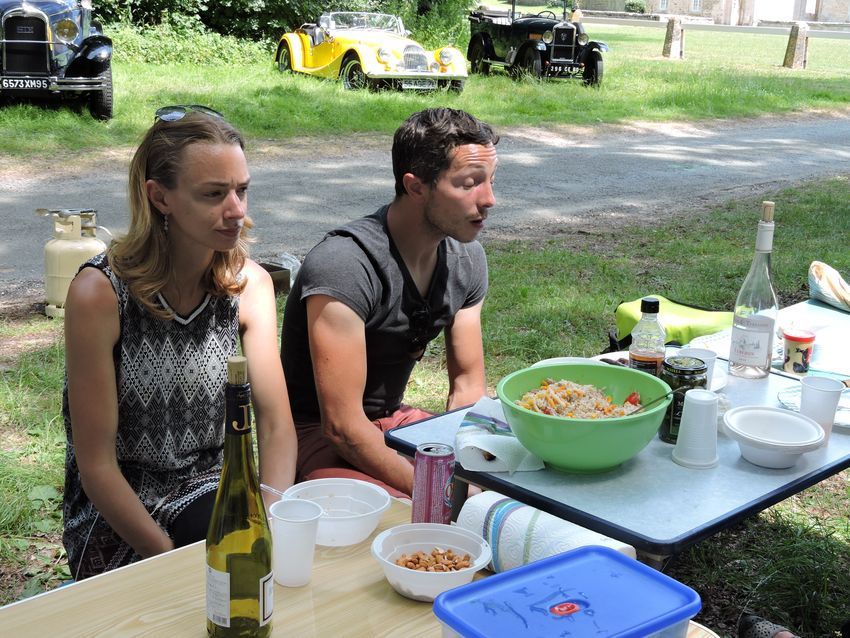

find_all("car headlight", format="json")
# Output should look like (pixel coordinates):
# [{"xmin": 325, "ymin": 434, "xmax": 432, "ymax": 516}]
[
  {"xmin": 542, "ymin": 30, "xmax": 554, "ymax": 44},
  {"xmin": 54, "ymin": 19, "xmax": 79, "ymax": 44},
  {"xmin": 439, "ymin": 49, "xmax": 454, "ymax": 65},
  {"xmin": 577, "ymin": 33, "xmax": 589, "ymax": 46},
  {"xmin": 377, "ymin": 47, "xmax": 392, "ymax": 64}
]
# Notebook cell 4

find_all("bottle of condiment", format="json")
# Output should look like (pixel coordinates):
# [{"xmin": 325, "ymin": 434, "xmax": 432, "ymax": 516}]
[
  {"xmin": 728, "ymin": 201, "xmax": 779, "ymax": 379},
  {"xmin": 628, "ymin": 297, "xmax": 666, "ymax": 377},
  {"xmin": 206, "ymin": 356, "xmax": 273, "ymax": 637},
  {"xmin": 659, "ymin": 355, "xmax": 708, "ymax": 443}
]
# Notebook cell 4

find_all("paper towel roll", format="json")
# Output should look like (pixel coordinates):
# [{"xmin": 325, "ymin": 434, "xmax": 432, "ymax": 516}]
[{"xmin": 456, "ymin": 491, "xmax": 635, "ymax": 572}]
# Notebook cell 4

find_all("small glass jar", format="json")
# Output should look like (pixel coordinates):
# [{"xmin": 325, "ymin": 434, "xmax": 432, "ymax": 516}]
[{"xmin": 659, "ymin": 355, "xmax": 708, "ymax": 443}]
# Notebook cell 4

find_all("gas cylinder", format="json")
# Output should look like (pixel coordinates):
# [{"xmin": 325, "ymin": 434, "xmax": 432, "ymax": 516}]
[{"xmin": 38, "ymin": 208, "xmax": 110, "ymax": 318}]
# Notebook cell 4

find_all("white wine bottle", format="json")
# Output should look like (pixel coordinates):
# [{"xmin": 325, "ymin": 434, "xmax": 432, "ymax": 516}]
[
  {"xmin": 206, "ymin": 356, "xmax": 273, "ymax": 637},
  {"xmin": 728, "ymin": 201, "xmax": 779, "ymax": 379}
]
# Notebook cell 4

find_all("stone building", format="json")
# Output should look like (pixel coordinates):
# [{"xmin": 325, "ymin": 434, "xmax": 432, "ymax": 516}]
[{"xmin": 641, "ymin": 0, "xmax": 850, "ymax": 24}]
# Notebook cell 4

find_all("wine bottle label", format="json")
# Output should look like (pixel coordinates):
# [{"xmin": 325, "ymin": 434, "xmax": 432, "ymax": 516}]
[
  {"xmin": 260, "ymin": 571, "xmax": 274, "ymax": 626},
  {"xmin": 729, "ymin": 315, "xmax": 775, "ymax": 366},
  {"xmin": 206, "ymin": 565, "xmax": 231, "ymax": 627},
  {"xmin": 225, "ymin": 386, "xmax": 252, "ymax": 436}
]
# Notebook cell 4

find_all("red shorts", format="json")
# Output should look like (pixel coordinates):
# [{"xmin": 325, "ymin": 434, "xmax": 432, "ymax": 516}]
[{"xmin": 295, "ymin": 405, "xmax": 432, "ymax": 499}]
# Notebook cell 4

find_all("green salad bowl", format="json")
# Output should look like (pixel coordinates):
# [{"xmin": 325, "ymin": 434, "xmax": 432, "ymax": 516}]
[{"xmin": 496, "ymin": 363, "xmax": 673, "ymax": 473}]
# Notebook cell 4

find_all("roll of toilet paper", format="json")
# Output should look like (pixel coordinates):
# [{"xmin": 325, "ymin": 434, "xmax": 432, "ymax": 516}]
[{"xmin": 456, "ymin": 491, "xmax": 635, "ymax": 572}]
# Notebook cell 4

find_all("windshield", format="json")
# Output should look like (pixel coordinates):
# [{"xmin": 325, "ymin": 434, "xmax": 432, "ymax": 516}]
[{"xmin": 327, "ymin": 12, "xmax": 403, "ymax": 33}]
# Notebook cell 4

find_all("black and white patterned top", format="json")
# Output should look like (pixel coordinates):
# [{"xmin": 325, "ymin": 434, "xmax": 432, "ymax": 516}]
[{"xmin": 62, "ymin": 253, "xmax": 239, "ymax": 579}]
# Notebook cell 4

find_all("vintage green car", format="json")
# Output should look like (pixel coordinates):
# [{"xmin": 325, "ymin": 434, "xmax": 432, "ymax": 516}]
[{"xmin": 275, "ymin": 11, "xmax": 467, "ymax": 92}]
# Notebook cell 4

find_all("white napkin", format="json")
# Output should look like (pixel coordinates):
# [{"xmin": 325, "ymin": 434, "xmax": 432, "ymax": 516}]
[
  {"xmin": 455, "ymin": 397, "xmax": 544, "ymax": 473},
  {"xmin": 456, "ymin": 491, "xmax": 636, "ymax": 572}
]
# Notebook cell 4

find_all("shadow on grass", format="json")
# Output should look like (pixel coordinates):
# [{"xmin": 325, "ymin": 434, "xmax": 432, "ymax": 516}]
[{"xmin": 666, "ymin": 507, "xmax": 850, "ymax": 638}]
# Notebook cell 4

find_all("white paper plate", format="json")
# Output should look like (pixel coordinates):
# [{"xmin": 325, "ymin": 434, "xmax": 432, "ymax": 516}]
[
  {"xmin": 531, "ymin": 357, "xmax": 605, "ymax": 368},
  {"xmin": 776, "ymin": 384, "xmax": 850, "ymax": 429},
  {"xmin": 590, "ymin": 351, "xmax": 727, "ymax": 392}
]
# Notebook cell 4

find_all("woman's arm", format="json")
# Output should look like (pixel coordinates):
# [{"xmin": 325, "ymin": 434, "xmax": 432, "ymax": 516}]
[
  {"xmin": 239, "ymin": 260, "xmax": 298, "ymax": 510},
  {"xmin": 65, "ymin": 268, "xmax": 174, "ymax": 558}
]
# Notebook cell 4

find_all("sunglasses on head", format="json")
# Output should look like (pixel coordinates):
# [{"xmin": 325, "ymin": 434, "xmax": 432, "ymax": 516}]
[
  {"xmin": 154, "ymin": 104, "xmax": 223, "ymax": 123},
  {"xmin": 408, "ymin": 305, "xmax": 433, "ymax": 356}
]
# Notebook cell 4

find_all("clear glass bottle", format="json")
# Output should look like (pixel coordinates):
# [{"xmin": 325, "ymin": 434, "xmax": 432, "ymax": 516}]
[
  {"xmin": 206, "ymin": 356, "xmax": 273, "ymax": 637},
  {"xmin": 628, "ymin": 297, "xmax": 666, "ymax": 377},
  {"xmin": 728, "ymin": 201, "xmax": 779, "ymax": 379}
]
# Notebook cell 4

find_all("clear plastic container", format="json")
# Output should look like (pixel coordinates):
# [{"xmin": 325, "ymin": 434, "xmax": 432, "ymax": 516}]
[{"xmin": 434, "ymin": 545, "xmax": 701, "ymax": 638}]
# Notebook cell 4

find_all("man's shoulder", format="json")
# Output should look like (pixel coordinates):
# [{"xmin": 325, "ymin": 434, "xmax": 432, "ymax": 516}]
[{"xmin": 445, "ymin": 238, "xmax": 486, "ymax": 261}]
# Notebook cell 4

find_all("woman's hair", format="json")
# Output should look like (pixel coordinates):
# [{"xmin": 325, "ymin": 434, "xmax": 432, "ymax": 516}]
[{"xmin": 109, "ymin": 112, "xmax": 251, "ymax": 318}]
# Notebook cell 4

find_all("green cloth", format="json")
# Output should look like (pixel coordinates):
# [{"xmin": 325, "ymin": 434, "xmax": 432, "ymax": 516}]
[{"xmin": 615, "ymin": 295, "xmax": 733, "ymax": 345}]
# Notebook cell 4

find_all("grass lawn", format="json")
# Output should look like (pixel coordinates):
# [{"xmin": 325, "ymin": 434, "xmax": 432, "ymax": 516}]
[{"xmin": 1, "ymin": 178, "xmax": 848, "ymax": 636}]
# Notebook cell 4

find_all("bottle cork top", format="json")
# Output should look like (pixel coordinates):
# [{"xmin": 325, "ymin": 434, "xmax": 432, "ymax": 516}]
[
  {"xmin": 761, "ymin": 201, "xmax": 775, "ymax": 222},
  {"xmin": 227, "ymin": 356, "xmax": 248, "ymax": 385}
]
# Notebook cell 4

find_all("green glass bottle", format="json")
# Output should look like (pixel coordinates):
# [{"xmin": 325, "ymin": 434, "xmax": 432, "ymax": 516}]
[{"xmin": 206, "ymin": 356, "xmax": 273, "ymax": 637}]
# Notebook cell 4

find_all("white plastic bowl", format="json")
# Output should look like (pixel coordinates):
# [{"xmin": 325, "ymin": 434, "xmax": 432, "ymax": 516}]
[
  {"xmin": 282, "ymin": 478, "xmax": 390, "ymax": 546},
  {"xmin": 371, "ymin": 523, "xmax": 491, "ymax": 602},
  {"xmin": 723, "ymin": 406, "xmax": 824, "ymax": 469}
]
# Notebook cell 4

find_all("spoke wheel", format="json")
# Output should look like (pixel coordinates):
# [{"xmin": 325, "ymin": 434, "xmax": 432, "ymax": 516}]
[
  {"xmin": 341, "ymin": 57, "xmax": 368, "ymax": 90},
  {"xmin": 277, "ymin": 44, "xmax": 292, "ymax": 73},
  {"xmin": 469, "ymin": 39, "xmax": 490, "ymax": 75},
  {"xmin": 516, "ymin": 46, "xmax": 541, "ymax": 78},
  {"xmin": 583, "ymin": 51, "xmax": 603, "ymax": 86}
]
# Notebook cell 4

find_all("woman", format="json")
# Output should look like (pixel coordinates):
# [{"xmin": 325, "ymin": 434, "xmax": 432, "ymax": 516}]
[{"xmin": 62, "ymin": 105, "xmax": 297, "ymax": 580}]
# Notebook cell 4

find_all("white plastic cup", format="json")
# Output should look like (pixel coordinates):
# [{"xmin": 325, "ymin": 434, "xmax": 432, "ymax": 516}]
[
  {"xmin": 672, "ymin": 389, "xmax": 719, "ymax": 469},
  {"xmin": 269, "ymin": 498, "xmax": 323, "ymax": 587},
  {"xmin": 678, "ymin": 347, "xmax": 718, "ymax": 390},
  {"xmin": 799, "ymin": 376, "xmax": 844, "ymax": 445}
]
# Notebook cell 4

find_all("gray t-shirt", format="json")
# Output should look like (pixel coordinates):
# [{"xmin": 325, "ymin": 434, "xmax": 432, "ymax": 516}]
[{"xmin": 281, "ymin": 205, "xmax": 488, "ymax": 422}]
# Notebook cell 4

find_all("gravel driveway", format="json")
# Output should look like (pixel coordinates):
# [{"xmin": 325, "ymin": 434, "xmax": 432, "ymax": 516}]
[{"xmin": 2, "ymin": 111, "xmax": 849, "ymax": 309}]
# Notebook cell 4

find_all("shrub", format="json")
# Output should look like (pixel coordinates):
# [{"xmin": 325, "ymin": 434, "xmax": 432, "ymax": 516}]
[{"xmin": 624, "ymin": 0, "xmax": 647, "ymax": 13}]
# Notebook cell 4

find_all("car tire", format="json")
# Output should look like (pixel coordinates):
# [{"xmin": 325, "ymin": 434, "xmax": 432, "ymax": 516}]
[
  {"xmin": 278, "ymin": 43, "xmax": 292, "ymax": 73},
  {"xmin": 515, "ymin": 46, "xmax": 541, "ymax": 79},
  {"xmin": 89, "ymin": 64, "xmax": 113, "ymax": 121},
  {"xmin": 341, "ymin": 56, "xmax": 369, "ymax": 90},
  {"xmin": 469, "ymin": 39, "xmax": 490, "ymax": 76},
  {"xmin": 583, "ymin": 50, "xmax": 603, "ymax": 87},
  {"xmin": 449, "ymin": 80, "xmax": 465, "ymax": 93}
]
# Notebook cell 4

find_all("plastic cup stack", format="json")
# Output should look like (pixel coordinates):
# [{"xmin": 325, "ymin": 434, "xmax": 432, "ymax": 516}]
[
  {"xmin": 672, "ymin": 389, "xmax": 719, "ymax": 469},
  {"xmin": 677, "ymin": 347, "xmax": 718, "ymax": 389}
]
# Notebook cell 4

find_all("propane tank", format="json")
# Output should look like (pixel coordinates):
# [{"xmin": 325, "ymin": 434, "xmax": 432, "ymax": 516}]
[{"xmin": 38, "ymin": 208, "xmax": 111, "ymax": 318}]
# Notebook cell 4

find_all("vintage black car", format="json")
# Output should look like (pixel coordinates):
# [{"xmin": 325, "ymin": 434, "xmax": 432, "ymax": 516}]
[
  {"xmin": 1, "ymin": 0, "xmax": 113, "ymax": 119},
  {"xmin": 468, "ymin": 1, "xmax": 607, "ymax": 85}
]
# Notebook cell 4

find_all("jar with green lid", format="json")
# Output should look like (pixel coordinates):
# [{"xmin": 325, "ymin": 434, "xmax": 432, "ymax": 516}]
[{"xmin": 659, "ymin": 355, "xmax": 708, "ymax": 443}]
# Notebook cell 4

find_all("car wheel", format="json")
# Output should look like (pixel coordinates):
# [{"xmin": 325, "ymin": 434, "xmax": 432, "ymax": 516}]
[
  {"xmin": 449, "ymin": 80, "xmax": 465, "ymax": 93},
  {"xmin": 583, "ymin": 50, "xmax": 603, "ymax": 86},
  {"xmin": 516, "ymin": 47, "xmax": 542, "ymax": 78},
  {"xmin": 469, "ymin": 39, "xmax": 490, "ymax": 75},
  {"xmin": 341, "ymin": 56, "xmax": 368, "ymax": 90},
  {"xmin": 89, "ymin": 64, "xmax": 113, "ymax": 121},
  {"xmin": 278, "ymin": 43, "xmax": 292, "ymax": 73}
]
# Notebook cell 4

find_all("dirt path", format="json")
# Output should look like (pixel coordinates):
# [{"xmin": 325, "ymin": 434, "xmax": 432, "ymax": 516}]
[{"xmin": 3, "ymin": 111, "xmax": 850, "ymax": 315}]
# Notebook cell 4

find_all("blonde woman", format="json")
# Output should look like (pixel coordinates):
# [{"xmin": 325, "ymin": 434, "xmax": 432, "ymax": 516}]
[{"xmin": 62, "ymin": 106, "xmax": 297, "ymax": 580}]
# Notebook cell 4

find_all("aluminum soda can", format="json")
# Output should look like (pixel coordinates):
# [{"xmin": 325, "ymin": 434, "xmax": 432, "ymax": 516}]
[{"xmin": 411, "ymin": 443, "xmax": 455, "ymax": 524}]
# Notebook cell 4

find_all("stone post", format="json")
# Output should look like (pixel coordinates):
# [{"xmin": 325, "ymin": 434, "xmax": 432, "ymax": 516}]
[
  {"xmin": 783, "ymin": 22, "xmax": 809, "ymax": 69},
  {"xmin": 662, "ymin": 18, "xmax": 685, "ymax": 59}
]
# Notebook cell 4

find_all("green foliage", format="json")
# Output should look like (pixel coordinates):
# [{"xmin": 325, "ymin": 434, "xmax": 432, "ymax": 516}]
[
  {"xmin": 625, "ymin": 0, "xmax": 646, "ymax": 13},
  {"xmin": 109, "ymin": 21, "xmax": 272, "ymax": 65}
]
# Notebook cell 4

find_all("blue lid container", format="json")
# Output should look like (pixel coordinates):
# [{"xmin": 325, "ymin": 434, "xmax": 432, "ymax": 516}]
[{"xmin": 433, "ymin": 545, "xmax": 701, "ymax": 638}]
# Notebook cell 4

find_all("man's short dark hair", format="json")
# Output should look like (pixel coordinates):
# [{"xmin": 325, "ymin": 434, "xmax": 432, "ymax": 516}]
[{"xmin": 392, "ymin": 108, "xmax": 499, "ymax": 198}]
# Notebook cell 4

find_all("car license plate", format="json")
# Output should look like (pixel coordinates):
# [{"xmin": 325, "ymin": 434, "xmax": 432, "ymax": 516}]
[
  {"xmin": 401, "ymin": 79, "xmax": 437, "ymax": 90},
  {"xmin": 1, "ymin": 77, "xmax": 50, "ymax": 90},
  {"xmin": 548, "ymin": 65, "xmax": 569, "ymax": 74}
]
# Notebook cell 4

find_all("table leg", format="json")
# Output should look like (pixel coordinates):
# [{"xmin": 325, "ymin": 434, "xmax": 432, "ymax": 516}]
[
  {"xmin": 637, "ymin": 550, "xmax": 672, "ymax": 571},
  {"xmin": 450, "ymin": 475, "xmax": 469, "ymax": 522}
]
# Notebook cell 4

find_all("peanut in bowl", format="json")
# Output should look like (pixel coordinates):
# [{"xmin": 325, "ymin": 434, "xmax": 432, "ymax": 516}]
[{"xmin": 370, "ymin": 523, "xmax": 491, "ymax": 602}]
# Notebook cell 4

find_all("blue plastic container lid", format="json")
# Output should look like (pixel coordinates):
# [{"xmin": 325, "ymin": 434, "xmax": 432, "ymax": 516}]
[{"xmin": 433, "ymin": 545, "xmax": 701, "ymax": 638}]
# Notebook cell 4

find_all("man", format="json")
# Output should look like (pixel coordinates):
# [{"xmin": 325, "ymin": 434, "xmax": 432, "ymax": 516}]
[{"xmin": 281, "ymin": 107, "xmax": 498, "ymax": 497}]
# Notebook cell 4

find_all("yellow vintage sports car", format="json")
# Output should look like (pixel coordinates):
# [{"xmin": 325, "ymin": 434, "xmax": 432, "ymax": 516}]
[{"xmin": 275, "ymin": 11, "xmax": 467, "ymax": 92}]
